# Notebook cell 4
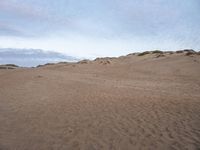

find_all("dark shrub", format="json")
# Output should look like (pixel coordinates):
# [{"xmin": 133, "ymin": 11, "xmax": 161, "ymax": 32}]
[
  {"xmin": 183, "ymin": 49, "xmax": 195, "ymax": 53},
  {"xmin": 5, "ymin": 64, "xmax": 19, "ymax": 67},
  {"xmin": 138, "ymin": 51, "xmax": 150, "ymax": 56},
  {"xmin": 78, "ymin": 59, "xmax": 90, "ymax": 64},
  {"xmin": 127, "ymin": 53, "xmax": 136, "ymax": 56},
  {"xmin": 176, "ymin": 50, "xmax": 184, "ymax": 53},
  {"xmin": 45, "ymin": 63, "xmax": 55, "ymax": 66},
  {"xmin": 0, "ymin": 66, "xmax": 6, "ymax": 69},
  {"xmin": 152, "ymin": 50, "xmax": 163, "ymax": 54},
  {"xmin": 37, "ymin": 65, "xmax": 43, "ymax": 68},
  {"xmin": 185, "ymin": 51, "xmax": 195, "ymax": 56},
  {"xmin": 0, "ymin": 66, "xmax": 15, "ymax": 69},
  {"xmin": 156, "ymin": 54, "xmax": 165, "ymax": 58}
]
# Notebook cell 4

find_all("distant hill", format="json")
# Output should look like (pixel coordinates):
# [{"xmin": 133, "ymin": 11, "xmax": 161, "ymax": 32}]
[{"xmin": 0, "ymin": 48, "xmax": 79, "ymax": 67}]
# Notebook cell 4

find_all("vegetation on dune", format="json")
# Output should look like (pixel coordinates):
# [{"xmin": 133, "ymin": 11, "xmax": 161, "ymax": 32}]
[
  {"xmin": 138, "ymin": 51, "xmax": 150, "ymax": 56},
  {"xmin": 152, "ymin": 50, "xmax": 163, "ymax": 54},
  {"xmin": 176, "ymin": 50, "xmax": 184, "ymax": 53},
  {"xmin": 156, "ymin": 54, "xmax": 165, "ymax": 58},
  {"xmin": 0, "ymin": 64, "xmax": 19, "ymax": 69},
  {"xmin": 4, "ymin": 64, "xmax": 19, "ymax": 67},
  {"xmin": 0, "ymin": 66, "xmax": 16, "ymax": 69},
  {"xmin": 78, "ymin": 59, "xmax": 90, "ymax": 64},
  {"xmin": 37, "ymin": 63, "xmax": 55, "ymax": 68},
  {"xmin": 183, "ymin": 49, "xmax": 195, "ymax": 53},
  {"xmin": 185, "ymin": 52, "xmax": 195, "ymax": 56}
]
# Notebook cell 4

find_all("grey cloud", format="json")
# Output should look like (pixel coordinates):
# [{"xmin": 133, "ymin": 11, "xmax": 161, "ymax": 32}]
[{"xmin": 0, "ymin": 48, "xmax": 79, "ymax": 67}]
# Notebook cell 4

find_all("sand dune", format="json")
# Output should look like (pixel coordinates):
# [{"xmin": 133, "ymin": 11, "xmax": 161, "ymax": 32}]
[{"xmin": 0, "ymin": 51, "xmax": 200, "ymax": 150}]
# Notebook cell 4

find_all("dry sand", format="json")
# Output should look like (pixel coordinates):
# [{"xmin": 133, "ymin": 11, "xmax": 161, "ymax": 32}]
[{"xmin": 0, "ymin": 52, "xmax": 200, "ymax": 150}]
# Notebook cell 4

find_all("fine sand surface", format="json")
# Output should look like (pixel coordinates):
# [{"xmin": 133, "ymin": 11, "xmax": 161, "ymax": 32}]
[{"xmin": 0, "ymin": 52, "xmax": 200, "ymax": 150}]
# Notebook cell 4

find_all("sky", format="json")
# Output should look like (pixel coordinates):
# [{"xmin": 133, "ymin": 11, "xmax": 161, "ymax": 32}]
[{"xmin": 0, "ymin": 0, "xmax": 200, "ymax": 58}]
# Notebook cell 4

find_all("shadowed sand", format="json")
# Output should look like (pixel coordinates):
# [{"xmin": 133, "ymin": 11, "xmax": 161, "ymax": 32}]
[{"xmin": 0, "ymin": 51, "xmax": 200, "ymax": 150}]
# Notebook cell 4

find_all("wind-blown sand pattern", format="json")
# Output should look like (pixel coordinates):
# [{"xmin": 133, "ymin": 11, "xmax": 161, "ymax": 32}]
[{"xmin": 0, "ymin": 51, "xmax": 200, "ymax": 150}]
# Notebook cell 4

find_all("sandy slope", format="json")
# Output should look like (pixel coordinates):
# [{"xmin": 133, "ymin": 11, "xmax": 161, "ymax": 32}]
[{"xmin": 0, "ymin": 52, "xmax": 200, "ymax": 150}]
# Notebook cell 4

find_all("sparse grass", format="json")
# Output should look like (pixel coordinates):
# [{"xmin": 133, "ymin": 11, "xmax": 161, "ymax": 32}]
[
  {"xmin": 0, "ymin": 66, "xmax": 15, "ymax": 69},
  {"xmin": 183, "ymin": 49, "xmax": 195, "ymax": 52},
  {"xmin": 185, "ymin": 51, "xmax": 195, "ymax": 56},
  {"xmin": 176, "ymin": 50, "xmax": 184, "ymax": 53},
  {"xmin": 152, "ymin": 50, "xmax": 163, "ymax": 54},
  {"xmin": 4, "ymin": 64, "xmax": 19, "ymax": 67},
  {"xmin": 156, "ymin": 54, "xmax": 165, "ymax": 58},
  {"xmin": 45, "ymin": 63, "xmax": 55, "ymax": 66},
  {"xmin": 36, "ymin": 63, "xmax": 55, "ymax": 68},
  {"xmin": 58, "ymin": 62, "xmax": 69, "ymax": 64},
  {"xmin": 0, "ymin": 64, "xmax": 19, "ymax": 69},
  {"xmin": 99, "ymin": 60, "xmax": 111, "ymax": 65},
  {"xmin": 138, "ymin": 51, "xmax": 150, "ymax": 56},
  {"xmin": 37, "ymin": 65, "xmax": 43, "ymax": 68},
  {"xmin": 78, "ymin": 59, "xmax": 90, "ymax": 64},
  {"xmin": 0, "ymin": 66, "xmax": 6, "ymax": 69},
  {"xmin": 165, "ymin": 51, "xmax": 174, "ymax": 54},
  {"xmin": 126, "ymin": 53, "xmax": 136, "ymax": 56}
]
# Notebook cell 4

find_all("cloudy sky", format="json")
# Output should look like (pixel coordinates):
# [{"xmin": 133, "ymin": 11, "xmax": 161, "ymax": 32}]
[{"xmin": 0, "ymin": 0, "xmax": 200, "ymax": 58}]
